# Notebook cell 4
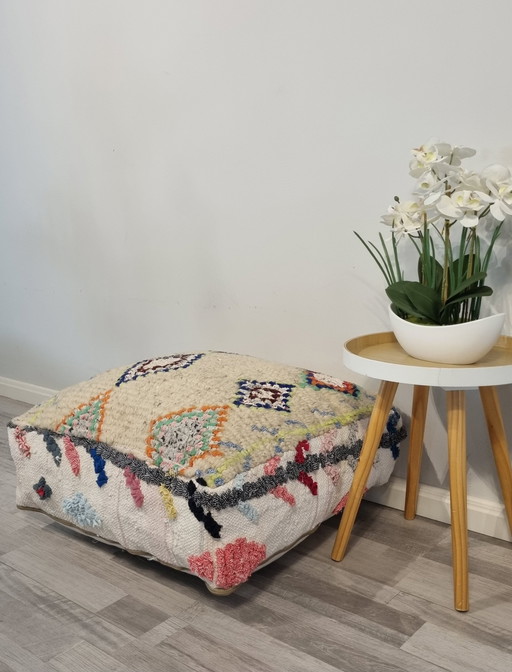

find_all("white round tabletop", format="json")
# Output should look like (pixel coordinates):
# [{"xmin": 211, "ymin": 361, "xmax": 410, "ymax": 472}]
[{"xmin": 343, "ymin": 333, "xmax": 512, "ymax": 388}]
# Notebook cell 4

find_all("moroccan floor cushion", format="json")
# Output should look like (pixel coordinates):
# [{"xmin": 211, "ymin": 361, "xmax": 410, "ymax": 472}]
[{"xmin": 8, "ymin": 351, "xmax": 405, "ymax": 594}]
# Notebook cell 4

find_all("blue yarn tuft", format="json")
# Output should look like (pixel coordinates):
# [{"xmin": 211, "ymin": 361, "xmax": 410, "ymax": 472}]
[
  {"xmin": 43, "ymin": 431, "xmax": 62, "ymax": 466},
  {"xmin": 238, "ymin": 501, "xmax": 259, "ymax": 523},
  {"xmin": 96, "ymin": 471, "xmax": 109, "ymax": 487},
  {"xmin": 89, "ymin": 448, "xmax": 108, "ymax": 487},
  {"xmin": 62, "ymin": 492, "xmax": 101, "ymax": 528}
]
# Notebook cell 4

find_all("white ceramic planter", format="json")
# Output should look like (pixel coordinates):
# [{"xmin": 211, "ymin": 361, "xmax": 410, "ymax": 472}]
[{"xmin": 388, "ymin": 305, "xmax": 505, "ymax": 365}]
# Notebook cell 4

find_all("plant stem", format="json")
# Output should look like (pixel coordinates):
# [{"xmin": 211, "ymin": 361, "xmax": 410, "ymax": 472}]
[
  {"xmin": 466, "ymin": 227, "xmax": 476, "ymax": 280},
  {"xmin": 441, "ymin": 220, "xmax": 450, "ymax": 307},
  {"xmin": 463, "ymin": 227, "xmax": 476, "ymax": 322}
]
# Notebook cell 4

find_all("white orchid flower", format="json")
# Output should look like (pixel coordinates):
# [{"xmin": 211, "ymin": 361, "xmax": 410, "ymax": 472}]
[
  {"xmin": 482, "ymin": 164, "xmax": 510, "ymax": 183},
  {"xmin": 423, "ymin": 189, "xmax": 443, "ymax": 206},
  {"xmin": 425, "ymin": 170, "xmax": 484, "ymax": 207},
  {"xmin": 482, "ymin": 164, "xmax": 512, "ymax": 221},
  {"xmin": 416, "ymin": 173, "xmax": 448, "ymax": 208},
  {"xmin": 450, "ymin": 145, "xmax": 477, "ymax": 165},
  {"xmin": 357, "ymin": 141, "xmax": 509, "ymax": 327},
  {"xmin": 409, "ymin": 142, "xmax": 450, "ymax": 177},
  {"xmin": 455, "ymin": 169, "xmax": 485, "ymax": 192},
  {"xmin": 415, "ymin": 169, "xmax": 445, "ymax": 192},
  {"xmin": 409, "ymin": 141, "xmax": 476, "ymax": 178},
  {"xmin": 381, "ymin": 199, "xmax": 426, "ymax": 235},
  {"xmin": 436, "ymin": 190, "xmax": 493, "ymax": 227}
]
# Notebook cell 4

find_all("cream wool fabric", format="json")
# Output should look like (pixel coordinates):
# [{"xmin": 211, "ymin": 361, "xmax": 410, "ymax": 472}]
[{"xmin": 8, "ymin": 351, "xmax": 405, "ymax": 592}]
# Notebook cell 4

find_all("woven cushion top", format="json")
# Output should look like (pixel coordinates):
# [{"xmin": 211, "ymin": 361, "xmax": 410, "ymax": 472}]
[{"xmin": 12, "ymin": 351, "xmax": 375, "ymax": 488}]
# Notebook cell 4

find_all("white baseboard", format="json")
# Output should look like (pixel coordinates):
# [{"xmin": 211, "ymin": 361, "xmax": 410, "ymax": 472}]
[
  {"xmin": 366, "ymin": 476, "xmax": 512, "ymax": 542},
  {"xmin": 0, "ymin": 375, "xmax": 57, "ymax": 406},
  {"xmin": 1, "ymin": 375, "xmax": 510, "ymax": 542}
]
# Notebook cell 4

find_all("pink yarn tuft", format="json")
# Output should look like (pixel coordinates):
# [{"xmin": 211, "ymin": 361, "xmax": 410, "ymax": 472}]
[
  {"xmin": 14, "ymin": 427, "xmax": 31, "ymax": 458},
  {"xmin": 324, "ymin": 464, "xmax": 340, "ymax": 485},
  {"xmin": 320, "ymin": 429, "xmax": 336, "ymax": 453},
  {"xmin": 215, "ymin": 538, "xmax": 267, "ymax": 589},
  {"xmin": 188, "ymin": 538, "xmax": 266, "ymax": 589},
  {"xmin": 332, "ymin": 487, "xmax": 367, "ymax": 514},
  {"xmin": 188, "ymin": 551, "xmax": 215, "ymax": 582},
  {"xmin": 263, "ymin": 455, "xmax": 281, "ymax": 476},
  {"xmin": 270, "ymin": 485, "xmax": 295, "ymax": 506},
  {"xmin": 124, "ymin": 467, "xmax": 144, "ymax": 507},
  {"xmin": 63, "ymin": 436, "xmax": 81, "ymax": 475}
]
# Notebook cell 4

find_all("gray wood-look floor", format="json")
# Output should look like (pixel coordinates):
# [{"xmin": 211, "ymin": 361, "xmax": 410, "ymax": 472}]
[{"xmin": 2, "ymin": 395, "xmax": 512, "ymax": 672}]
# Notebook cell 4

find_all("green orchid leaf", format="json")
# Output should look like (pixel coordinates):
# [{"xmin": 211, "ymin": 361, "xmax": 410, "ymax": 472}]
[
  {"xmin": 452, "ymin": 254, "xmax": 471, "ymax": 277},
  {"xmin": 443, "ymin": 285, "xmax": 493, "ymax": 307},
  {"xmin": 418, "ymin": 256, "xmax": 443, "ymax": 291},
  {"xmin": 447, "ymin": 271, "xmax": 487, "ymax": 299},
  {"xmin": 386, "ymin": 281, "xmax": 442, "ymax": 324}
]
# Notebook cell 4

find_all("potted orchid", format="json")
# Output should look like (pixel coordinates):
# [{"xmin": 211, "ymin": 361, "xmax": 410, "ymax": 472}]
[{"xmin": 356, "ymin": 141, "xmax": 510, "ymax": 362}]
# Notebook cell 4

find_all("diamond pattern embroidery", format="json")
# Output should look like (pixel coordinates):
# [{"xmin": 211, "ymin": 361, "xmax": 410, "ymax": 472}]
[
  {"xmin": 116, "ymin": 353, "xmax": 204, "ymax": 386},
  {"xmin": 304, "ymin": 371, "xmax": 358, "ymax": 396},
  {"xmin": 56, "ymin": 390, "xmax": 111, "ymax": 441},
  {"xmin": 146, "ymin": 406, "xmax": 228, "ymax": 473},
  {"xmin": 234, "ymin": 380, "xmax": 294, "ymax": 412}
]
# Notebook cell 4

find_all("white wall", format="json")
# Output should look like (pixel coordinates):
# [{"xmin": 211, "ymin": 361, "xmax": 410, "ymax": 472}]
[{"xmin": 2, "ymin": 0, "xmax": 512, "ymax": 535}]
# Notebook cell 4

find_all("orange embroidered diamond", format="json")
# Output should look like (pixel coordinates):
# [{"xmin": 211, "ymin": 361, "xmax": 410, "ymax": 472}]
[{"xmin": 146, "ymin": 405, "xmax": 228, "ymax": 473}]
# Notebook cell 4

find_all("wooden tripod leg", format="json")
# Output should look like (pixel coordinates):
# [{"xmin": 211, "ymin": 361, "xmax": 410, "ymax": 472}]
[
  {"xmin": 479, "ymin": 386, "xmax": 512, "ymax": 534},
  {"xmin": 404, "ymin": 385, "xmax": 429, "ymax": 520},
  {"xmin": 447, "ymin": 389, "xmax": 469, "ymax": 612},
  {"xmin": 331, "ymin": 380, "xmax": 398, "ymax": 562}
]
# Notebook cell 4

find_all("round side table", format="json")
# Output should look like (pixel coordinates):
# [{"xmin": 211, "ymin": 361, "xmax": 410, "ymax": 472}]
[{"xmin": 331, "ymin": 331, "xmax": 512, "ymax": 612}]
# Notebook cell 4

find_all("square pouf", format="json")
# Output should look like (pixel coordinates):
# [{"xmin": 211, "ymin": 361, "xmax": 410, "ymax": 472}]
[{"xmin": 7, "ymin": 351, "xmax": 405, "ymax": 593}]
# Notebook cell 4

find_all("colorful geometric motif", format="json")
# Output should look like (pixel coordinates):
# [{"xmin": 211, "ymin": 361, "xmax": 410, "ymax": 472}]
[
  {"xmin": 146, "ymin": 405, "xmax": 228, "ymax": 473},
  {"xmin": 56, "ymin": 390, "xmax": 111, "ymax": 441},
  {"xmin": 302, "ymin": 370, "xmax": 359, "ymax": 396},
  {"xmin": 15, "ymin": 418, "xmax": 399, "ymax": 517},
  {"xmin": 116, "ymin": 354, "xmax": 203, "ymax": 386},
  {"xmin": 234, "ymin": 380, "xmax": 294, "ymax": 412},
  {"xmin": 8, "ymin": 350, "xmax": 406, "ymax": 593}
]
